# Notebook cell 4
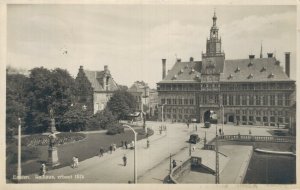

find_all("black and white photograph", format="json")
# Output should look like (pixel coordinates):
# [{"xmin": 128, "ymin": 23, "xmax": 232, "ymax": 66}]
[{"xmin": 3, "ymin": 1, "xmax": 298, "ymax": 187}]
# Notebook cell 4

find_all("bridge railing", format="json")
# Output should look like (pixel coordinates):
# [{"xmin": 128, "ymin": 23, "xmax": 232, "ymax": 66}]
[
  {"xmin": 169, "ymin": 158, "xmax": 192, "ymax": 184},
  {"xmin": 220, "ymin": 135, "xmax": 295, "ymax": 143}
]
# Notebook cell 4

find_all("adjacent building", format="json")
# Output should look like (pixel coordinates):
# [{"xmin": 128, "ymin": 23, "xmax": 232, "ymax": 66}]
[
  {"xmin": 157, "ymin": 12, "xmax": 296, "ymax": 127},
  {"xmin": 75, "ymin": 65, "xmax": 119, "ymax": 114}
]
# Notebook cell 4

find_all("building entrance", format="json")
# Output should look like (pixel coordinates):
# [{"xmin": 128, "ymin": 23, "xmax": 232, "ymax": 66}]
[
  {"xmin": 228, "ymin": 115, "xmax": 234, "ymax": 122},
  {"xmin": 204, "ymin": 110, "xmax": 211, "ymax": 122}
]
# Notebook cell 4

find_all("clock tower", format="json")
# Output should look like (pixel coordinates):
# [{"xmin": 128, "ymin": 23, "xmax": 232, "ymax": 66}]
[{"xmin": 203, "ymin": 11, "xmax": 224, "ymax": 58}]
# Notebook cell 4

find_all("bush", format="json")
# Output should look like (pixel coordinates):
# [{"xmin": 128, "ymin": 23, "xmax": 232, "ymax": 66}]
[
  {"xmin": 106, "ymin": 126, "xmax": 125, "ymax": 135},
  {"xmin": 22, "ymin": 132, "xmax": 86, "ymax": 146}
]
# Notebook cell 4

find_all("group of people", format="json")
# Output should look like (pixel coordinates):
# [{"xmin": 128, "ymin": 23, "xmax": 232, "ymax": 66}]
[{"xmin": 71, "ymin": 156, "xmax": 79, "ymax": 168}]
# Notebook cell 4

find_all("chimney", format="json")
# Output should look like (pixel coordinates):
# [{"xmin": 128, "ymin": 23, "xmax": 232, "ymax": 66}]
[
  {"xmin": 249, "ymin": 55, "xmax": 255, "ymax": 59},
  {"xmin": 267, "ymin": 53, "xmax": 273, "ymax": 58},
  {"xmin": 190, "ymin": 57, "xmax": 194, "ymax": 62},
  {"xmin": 162, "ymin": 59, "xmax": 166, "ymax": 79},
  {"xmin": 79, "ymin": 65, "xmax": 83, "ymax": 70},
  {"xmin": 285, "ymin": 52, "xmax": 290, "ymax": 78},
  {"xmin": 104, "ymin": 65, "xmax": 108, "ymax": 71}
]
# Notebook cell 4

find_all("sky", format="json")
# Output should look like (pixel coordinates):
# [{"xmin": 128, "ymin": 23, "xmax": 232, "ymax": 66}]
[{"xmin": 7, "ymin": 4, "xmax": 297, "ymax": 88}]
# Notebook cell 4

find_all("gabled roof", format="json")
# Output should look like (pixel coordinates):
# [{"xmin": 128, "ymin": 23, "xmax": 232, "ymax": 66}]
[
  {"xmin": 83, "ymin": 69, "xmax": 119, "ymax": 92},
  {"xmin": 158, "ymin": 61, "xmax": 202, "ymax": 83},
  {"xmin": 83, "ymin": 70, "xmax": 104, "ymax": 91},
  {"xmin": 220, "ymin": 57, "xmax": 292, "ymax": 82}
]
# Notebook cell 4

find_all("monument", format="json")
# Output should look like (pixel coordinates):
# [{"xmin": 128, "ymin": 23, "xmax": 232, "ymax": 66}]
[{"xmin": 47, "ymin": 108, "xmax": 60, "ymax": 167}]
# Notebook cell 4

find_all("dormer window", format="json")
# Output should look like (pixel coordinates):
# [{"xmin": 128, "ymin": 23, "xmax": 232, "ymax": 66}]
[
  {"xmin": 268, "ymin": 73, "xmax": 274, "ymax": 78},
  {"xmin": 248, "ymin": 73, "xmax": 253, "ymax": 79}
]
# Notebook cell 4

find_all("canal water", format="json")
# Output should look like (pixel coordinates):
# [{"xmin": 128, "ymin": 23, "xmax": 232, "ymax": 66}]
[{"xmin": 243, "ymin": 152, "xmax": 296, "ymax": 184}]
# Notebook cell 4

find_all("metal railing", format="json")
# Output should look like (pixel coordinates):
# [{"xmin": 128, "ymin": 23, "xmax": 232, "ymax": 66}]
[{"xmin": 220, "ymin": 135, "xmax": 295, "ymax": 143}]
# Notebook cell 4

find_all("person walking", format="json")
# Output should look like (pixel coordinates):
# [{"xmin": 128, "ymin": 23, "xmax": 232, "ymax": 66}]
[
  {"xmin": 249, "ymin": 129, "xmax": 252, "ymax": 135},
  {"xmin": 109, "ymin": 144, "xmax": 113, "ymax": 154},
  {"xmin": 147, "ymin": 138, "xmax": 150, "ymax": 148},
  {"xmin": 71, "ymin": 157, "xmax": 76, "ymax": 168},
  {"xmin": 125, "ymin": 141, "xmax": 128, "ymax": 149},
  {"xmin": 40, "ymin": 163, "xmax": 46, "ymax": 176},
  {"xmin": 195, "ymin": 125, "xmax": 198, "ymax": 131},
  {"xmin": 172, "ymin": 160, "xmax": 177, "ymax": 168},
  {"xmin": 99, "ymin": 147, "xmax": 104, "ymax": 157},
  {"xmin": 219, "ymin": 128, "xmax": 222, "ymax": 135},
  {"xmin": 123, "ymin": 154, "xmax": 127, "ymax": 166},
  {"xmin": 74, "ymin": 157, "xmax": 79, "ymax": 168}
]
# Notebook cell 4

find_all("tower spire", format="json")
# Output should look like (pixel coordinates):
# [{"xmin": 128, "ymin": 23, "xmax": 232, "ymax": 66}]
[
  {"xmin": 260, "ymin": 41, "xmax": 263, "ymax": 58},
  {"xmin": 213, "ymin": 9, "xmax": 217, "ymax": 26}
]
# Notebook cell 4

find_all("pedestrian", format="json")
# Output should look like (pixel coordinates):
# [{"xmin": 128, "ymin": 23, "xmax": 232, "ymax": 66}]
[
  {"xmin": 172, "ymin": 160, "xmax": 177, "ymax": 168},
  {"xmin": 249, "ymin": 129, "xmax": 252, "ymax": 135},
  {"xmin": 99, "ymin": 147, "xmax": 104, "ymax": 157},
  {"xmin": 125, "ymin": 141, "xmax": 128, "ymax": 149},
  {"xmin": 123, "ymin": 154, "xmax": 127, "ymax": 166},
  {"xmin": 40, "ymin": 163, "xmax": 46, "ymax": 176},
  {"xmin": 74, "ymin": 157, "xmax": 79, "ymax": 168},
  {"xmin": 238, "ymin": 132, "xmax": 241, "ymax": 139},
  {"xmin": 147, "ymin": 138, "xmax": 150, "ymax": 148},
  {"xmin": 195, "ymin": 125, "xmax": 198, "ymax": 131},
  {"xmin": 187, "ymin": 123, "xmax": 189, "ymax": 129},
  {"xmin": 219, "ymin": 128, "xmax": 222, "ymax": 135},
  {"xmin": 113, "ymin": 143, "xmax": 116, "ymax": 151},
  {"xmin": 71, "ymin": 156, "xmax": 76, "ymax": 168},
  {"xmin": 131, "ymin": 141, "xmax": 135, "ymax": 149},
  {"xmin": 121, "ymin": 141, "xmax": 124, "ymax": 148},
  {"xmin": 109, "ymin": 144, "xmax": 113, "ymax": 154}
]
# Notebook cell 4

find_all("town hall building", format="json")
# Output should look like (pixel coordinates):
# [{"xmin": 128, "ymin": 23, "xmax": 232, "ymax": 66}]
[{"xmin": 157, "ymin": 12, "xmax": 296, "ymax": 127}]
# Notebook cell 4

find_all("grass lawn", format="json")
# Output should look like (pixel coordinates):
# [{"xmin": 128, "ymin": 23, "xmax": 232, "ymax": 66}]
[{"xmin": 6, "ymin": 127, "xmax": 153, "ymax": 179}]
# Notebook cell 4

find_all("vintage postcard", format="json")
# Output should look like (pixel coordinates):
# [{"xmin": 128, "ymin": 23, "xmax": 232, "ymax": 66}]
[{"xmin": 1, "ymin": 0, "xmax": 299, "ymax": 189}]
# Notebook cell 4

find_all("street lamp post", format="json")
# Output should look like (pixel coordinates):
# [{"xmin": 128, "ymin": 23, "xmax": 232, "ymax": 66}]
[
  {"xmin": 161, "ymin": 103, "xmax": 166, "ymax": 123},
  {"xmin": 17, "ymin": 117, "xmax": 22, "ymax": 180},
  {"xmin": 123, "ymin": 124, "xmax": 137, "ymax": 184}
]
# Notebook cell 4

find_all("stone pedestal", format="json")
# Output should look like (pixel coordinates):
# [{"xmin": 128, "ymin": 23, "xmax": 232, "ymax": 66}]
[
  {"xmin": 47, "ymin": 146, "xmax": 60, "ymax": 167},
  {"xmin": 50, "ymin": 119, "xmax": 57, "ymax": 133}
]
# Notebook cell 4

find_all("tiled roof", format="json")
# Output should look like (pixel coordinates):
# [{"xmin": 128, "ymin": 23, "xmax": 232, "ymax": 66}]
[
  {"xmin": 83, "ymin": 70, "xmax": 119, "ymax": 91},
  {"xmin": 83, "ymin": 70, "xmax": 104, "ymax": 91},
  {"xmin": 220, "ymin": 58, "xmax": 292, "ymax": 82},
  {"xmin": 158, "ymin": 61, "xmax": 202, "ymax": 83}
]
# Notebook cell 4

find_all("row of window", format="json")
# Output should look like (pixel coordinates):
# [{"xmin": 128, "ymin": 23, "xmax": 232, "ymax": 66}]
[
  {"xmin": 236, "ymin": 116, "xmax": 289, "ymax": 123},
  {"xmin": 158, "ymin": 82, "xmax": 294, "ymax": 91},
  {"xmin": 161, "ymin": 98, "xmax": 194, "ymax": 105},
  {"xmin": 164, "ymin": 108, "xmax": 196, "ymax": 114},
  {"xmin": 164, "ymin": 114, "xmax": 194, "ymax": 120},
  {"xmin": 223, "ymin": 94, "xmax": 290, "ymax": 106},
  {"xmin": 236, "ymin": 109, "xmax": 289, "ymax": 116}
]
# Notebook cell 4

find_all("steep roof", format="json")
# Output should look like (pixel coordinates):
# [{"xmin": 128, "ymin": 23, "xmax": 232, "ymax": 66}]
[
  {"xmin": 220, "ymin": 57, "xmax": 292, "ymax": 82},
  {"xmin": 158, "ymin": 61, "xmax": 202, "ymax": 83},
  {"xmin": 83, "ymin": 69, "xmax": 119, "ymax": 92}
]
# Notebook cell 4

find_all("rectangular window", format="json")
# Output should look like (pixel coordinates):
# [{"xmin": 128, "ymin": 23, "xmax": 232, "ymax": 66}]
[
  {"xmin": 255, "ymin": 95, "xmax": 261, "ymax": 105},
  {"xmin": 167, "ymin": 99, "xmax": 171, "ymax": 105},
  {"xmin": 236, "ymin": 110, "xmax": 240, "ymax": 114},
  {"xmin": 249, "ymin": 116, "xmax": 254, "ymax": 121},
  {"xmin": 161, "ymin": 99, "xmax": 165, "ymax": 104},
  {"xmin": 223, "ymin": 94, "xmax": 227, "ymax": 105},
  {"xmin": 184, "ymin": 99, "xmax": 189, "ymax": 105},
  {"xmin": 236, "ymin": 95, "xmax": 240, "ymax": 105},
  {"xmin": 172, "ymin": 99, "xmax": 177, "ymax": 105},
  {"xmin": 270, "ymin": 95, "xmax": 275, "ymax": 106},
  {"xmin": 229, "ymin": 95, "xmax": 234, "ymax": 105},
  {"xmin": 203, "ymin": 95, "xmax": 207, "ymax": 104},
  {"xmin": 256, "ymin": 117, "xmax": 261, "ymax": 122},
  {"xmin": 178, "ymin": 99, "xmax": 182, "ymax": 105},
  {"xmin": 178, "ymin": 109, "xmax": 182, "ymax": 114},
  {"xmin": 172, "ymin": 109, "xmax": 177, "ymax": 113},
  {"xmin": 278, "ymin": 94, "xmax": 283, "ymax": 106},
  {"xmin": 263, "ymin": 95, "xmax": 268, "ymax": 106},
  {"xmin": 242, "ymin": 96, "xmax": 247, "ymax": 105},
  {"xmin": 236, "ymin": 116, "xmax": 240, "ymax": 121},
  {"xmin": 285, "ymin": 94, "xmax": 290, "ymax": 106},
  {"xmin": 249, "ymin": 96, "xmax": 254, "ymax": 105},
  {"xmin": 190, "ymin": 99, "xmax": 194, "ymax": 105},
  {"xmin": 242, "ymin": 116, "xmax": 247, "ymax": 121}
]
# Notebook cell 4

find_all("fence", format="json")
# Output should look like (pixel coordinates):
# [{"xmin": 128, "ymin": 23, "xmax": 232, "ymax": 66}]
[
  {"xmin": 220, "ymin": 135, "xmax": 295, "ymax": 143},
  {"xmin": 169, "ymin": 158, "xmax": 192, "ymax": 184}
]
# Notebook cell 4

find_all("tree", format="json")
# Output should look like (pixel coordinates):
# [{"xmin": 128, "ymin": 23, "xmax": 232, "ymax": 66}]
[
  {"xmin": 6, "ymin": 73, "xmax": 28, "ymax": 137},
  {"xmin": 106, "ymin": 90, "xmax": 138, "ymax": 120},
  {"xmin": 25, "ymin": 67, "xmax": 75, "ymax": 133},
  {"xmin": 60, "ymin": 104, "xmax": 89, "ymax": 132},
  {"xmin": 87, "ymin": 108, "xmax": 117, "ymax": 130}
]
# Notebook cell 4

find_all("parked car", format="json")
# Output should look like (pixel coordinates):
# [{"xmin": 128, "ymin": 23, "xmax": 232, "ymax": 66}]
[
  {"xmin": 204, "ymin": 122, "xmax": 211, "ymax": 128},
  {"xmin": 189, "ymin": 134, "xmax": 200, "ymax": 144}
]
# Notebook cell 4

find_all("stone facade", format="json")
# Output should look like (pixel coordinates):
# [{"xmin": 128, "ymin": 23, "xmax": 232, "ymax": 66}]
[
  {"xmin": 157, "ymin": 12, "xmax": 296, "ymax": 127},
  {"xmin": 75, "ymin": 65, "xmax": 119, "ymax": 114}
]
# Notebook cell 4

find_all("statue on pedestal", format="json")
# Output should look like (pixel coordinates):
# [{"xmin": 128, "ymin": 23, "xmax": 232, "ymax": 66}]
[{"xmin": 47, "ymin": 107, "xmax": 60, "ymax": 167}]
